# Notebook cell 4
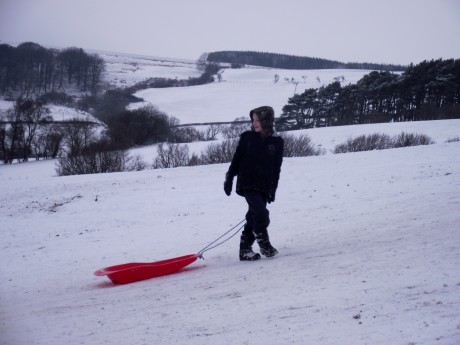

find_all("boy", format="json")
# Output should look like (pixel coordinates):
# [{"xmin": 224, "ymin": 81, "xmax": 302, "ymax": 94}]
[{"xmin": 224, "ymin": 106, "xmax": 284, "ymax": 261}]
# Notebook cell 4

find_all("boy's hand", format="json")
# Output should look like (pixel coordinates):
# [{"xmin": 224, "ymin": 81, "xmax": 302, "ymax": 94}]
[{"xmin": 223, "ymin": 174, "xmax": 233, "ymax": 196}]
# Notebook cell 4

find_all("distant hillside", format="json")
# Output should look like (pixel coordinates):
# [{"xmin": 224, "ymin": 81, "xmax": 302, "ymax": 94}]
[{"xmin": 207, "ymin": 51, "xmax": 406, "ymax": 71}]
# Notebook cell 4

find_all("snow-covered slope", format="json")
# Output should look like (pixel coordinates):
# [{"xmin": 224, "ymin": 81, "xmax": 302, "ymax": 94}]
[
  {"xmin": 1, "ymin": 121, "xmax": 459, "ymax": 345},
  {"xmin": 100, "ymin": 52, "xmax": 201, "ymax": 88},
  {"xmin": 129, "ymin": 67, "xmax": 372, "ymax": 124},
  {"xmin": 0, "ymin": 100, "xmax": 99, "ymax": 123},
  {"xmin": 130, "ymin": 119, "xmax": 460, "ymax": 164}
]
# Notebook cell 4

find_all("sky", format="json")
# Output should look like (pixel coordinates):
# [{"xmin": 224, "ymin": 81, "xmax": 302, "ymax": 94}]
[{"xmin": 1, "ymin": 0, "xmax": 459, "ymax": 65}]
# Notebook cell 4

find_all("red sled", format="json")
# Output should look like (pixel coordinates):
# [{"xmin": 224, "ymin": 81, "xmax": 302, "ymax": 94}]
[{"xmin": 94, "ymin": 254, "xmax": 200, "ymax": 284}]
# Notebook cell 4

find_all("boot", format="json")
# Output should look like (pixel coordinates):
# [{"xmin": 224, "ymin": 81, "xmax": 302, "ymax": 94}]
[
  {"xmin": 239, "ymin": 232, "xmax": 260, "ymax": 261},
  {"xmin": 257, "ymin": 239, "xmax": 278, "ymax": 258},
  {"xmin": 239, "ymin": 248, "xmax": 261, "ymax": 261}
]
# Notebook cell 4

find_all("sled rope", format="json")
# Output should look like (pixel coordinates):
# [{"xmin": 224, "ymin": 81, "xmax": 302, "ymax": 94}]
[{"xmin": 197, "ymin": 219, "xmax": 246, "ymax": 258}]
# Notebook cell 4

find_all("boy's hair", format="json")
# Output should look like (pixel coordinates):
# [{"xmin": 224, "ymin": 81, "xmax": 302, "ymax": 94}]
[{"xmin": 249, "ymin": 106, "xmax": 275, "ymax": 133}]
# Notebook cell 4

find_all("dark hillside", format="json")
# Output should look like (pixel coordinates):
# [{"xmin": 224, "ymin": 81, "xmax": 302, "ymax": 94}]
[{"xmin": 207, "ymin": 51, "xmax": 406, "ymax": 71}]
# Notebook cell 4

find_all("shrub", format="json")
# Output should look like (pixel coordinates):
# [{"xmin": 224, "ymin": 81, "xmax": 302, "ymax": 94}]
[
  {"xmin": 222, "ymin": 117, "xmax": 251, "ymax": 139},
  {"xmin": 38, "ymin": 92, "xmax": 75, "ymax": 106},
  {"xmin": 57, "ymin": 144, "xmax": 125, "ymax": 176},
  {"xmin": 334, "ymin": 132, "xmax": 434, "ymax": 153},
  {"xmin": 56, "ymin": 150, "xmax": 125, "ymax": 175},
  {"xmin": 106, "ymin": 106, "xmax": 170, "ymax": 148},
  {"xmin": 200, "ymin": 139, "xmax": 238, "ymax": 164},
  {"xmin": 203, "ymin": 124, "xmax": 224, "ymax": 141},
  {"xmin": 281, "ymin": 133, "xmax": 325, "ymax": 157},
  {"xmin": 446, "ymin": 136, "xmax": 460, "ymax": 143},
  {"xmin": 32, "ymin": 126, "xmax": 64, "ymax": 159},
  {"xmin": 79, "ymin": 88, "xmax": 143, "ymax": 122},
  {"xmin": 152, "ymin": 142, "xmax": 190, "ymax": 169},
  {"xmin": 392, "ymin": 132, "xmax": 435, "ymax": 147},
  {"xmin": 188, "ymin": 153, "xmax": 201, "ymax": 166},
  {"xmin": 125, "ymin": 154, "xmax": 148, "ymax": 171},
  {"xmin": 170, "ymin": 126, "xmax": 204, "ymax": 143},
  {"xmin": 56, "ymin": 139, "xmax": 147, "ymax": 175},
  {"xmin": 334, "ymin": 133, "xmax": 392, "ymax": 153}
]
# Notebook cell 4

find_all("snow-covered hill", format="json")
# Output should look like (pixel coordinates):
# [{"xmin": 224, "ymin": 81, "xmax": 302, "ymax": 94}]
[
  {"xmin": 100, "ymin": 51, "xmax": 200, "ymax": 88},
  {"xmin": 1, "ymin": 53, "xmax": 371, "ymax": 126},
  {"xmin": 1, "ymin": 51, "xmax": 460, "ymax": 345},
  {"xmin": 1, "ymin": 120, "xmax": 460, "ymax": 345},
  {"xmin": 94, "ymin": 50, "xmax": 374, "ymax": 124},
  {"xmin": 129, "ymin": 67, "xmax": 373, "ymax": 124},
  {"xmin": 130, "ymin": 119, "xmax": 460, "ymax": 165},
  {"xmin": 0, "ymin": 100, "xmax": 99, "ymax": 124}
]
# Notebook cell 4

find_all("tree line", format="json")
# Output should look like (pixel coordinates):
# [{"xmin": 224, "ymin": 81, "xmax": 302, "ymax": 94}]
[
  {"xmin": 0, "ymin": 42, "xmax": 105, "ymax": 97},
  {"xmin": 0, "ymin": 45, "xmax": 225, "ymax": 165},
  {"xmin": 0, "ymin": 98, "xmax": 169, "ymax": 164},
  {"xmin": 276, "ymin": 58, "xmax": 460, "ymax": 130},
  {"xmin": 0, "ymin": 98, "xmax": 100, "ymax": 163},
  {"xmin": 207, "ymin": 51, "xmax": 405, "ymax": 71},
  {"xmin": 2, "ymin": 44, "xmax": 458, "ymax": 170},
  {"xmin": 0, "ymin": 98, "xmax": 224, "ymax": 164},
  {"xmin": 131, "ymin": 61, "xmax": 221, "ymax": 89}
]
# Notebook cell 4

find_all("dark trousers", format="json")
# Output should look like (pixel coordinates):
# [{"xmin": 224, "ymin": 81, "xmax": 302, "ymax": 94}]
[{"xmin": 240, "ymin": 191, "xmax": 270, "ymax": 249}]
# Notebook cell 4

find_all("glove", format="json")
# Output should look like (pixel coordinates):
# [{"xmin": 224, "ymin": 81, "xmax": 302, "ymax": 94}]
[
  {"xmin": 268, "ymin": 192, "xmax": 275, "ymax": 204},
  {"xmin": 223, "ymin": 173, "xmax": 233, "ymax": 196}
]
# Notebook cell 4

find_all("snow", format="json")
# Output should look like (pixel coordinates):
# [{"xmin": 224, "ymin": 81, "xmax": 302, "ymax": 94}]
[
  {"xmin": 45, "ymin": 105, "xmax": 100, "ymax": 123},
  {"xmin": 100, "ymin": 52, "xmax": 201, "ymax": 88},
  {"xmin": 128, "ymin": 119, "xmax": 460, "ymax": 165},
  {"xmin": 0, "ymin": 100, "xmax": 99, "ymax": 124},
  {"xmin": 129, "ymin": 68, "xmax": 373, "ymax": 124},
  {"xmin": 0, "ymin": 99, "xmax": 13, "ymax": 112},
  {"xmin": 1, "ymin": 54, "xmax": 460, "ymax": 345},
  {"xmin": 1, "ymin": 122, "xmax": 459, "ymax": 345}
]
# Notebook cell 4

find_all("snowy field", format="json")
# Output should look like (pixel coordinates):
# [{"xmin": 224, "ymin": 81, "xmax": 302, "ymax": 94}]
[
  {"xmin": 1, "ymin": 119, "xmax": 460, "ymax": 345},
  {"xmin": 130, "ymin": 119, "xmax": 460, "ymax": 164},
  {"xmin": 1, "ymin": 52, "xmax": 460, "ymax": 345},
  {"xmin": 0, "ymin": 53, "xmax": 378, "ymax": 125},
  {"xmin": 129, "ymin": 67, "xmax": 373, "ymax": 124},
  {"xmin": 99, "ymin": 51, "xmax": 201, "ymax": 88},
  {"xmin": 0, "ymin": 100, "xmax": 99, "ymax": 123}
]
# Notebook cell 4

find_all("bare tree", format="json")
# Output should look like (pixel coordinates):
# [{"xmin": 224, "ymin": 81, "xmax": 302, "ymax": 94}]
[
  {"xmin": 280, "ymin": 133, "xmax": 325, "ymax": 157},
  {"xmin": 153, "ymin": 142, "xmax": 190, "ymax": 169},
  {"xmin": 16, "ymin": 100, "xmax": 51, "ymax": 161},
  {"xmin": 0, "ymin": 109, "xmax": 23, "ymax": 163},
  {"xmin": 56, "ymin": 143, "xmax": 130, "ymax": 175},
  {"xmin": 32, "ymin": 125, "xmax": 63, "ymax": 160},
  {"xmin": 216, "ymin": 69, "xmax": 225, "ymax": 82},
  {"xmin": 204, "ymin": 124, "xmax": 224, "ymax": 141},
  {"xmin": 62, "ymin": 117, "xmax": 98, "ymax": 155},
  {"xmin": 200, "ymin": 138, "xmax": 238, "ymax": 164},
  {"xmin": 222, "ymin": 117, "xmax": 251, "ymax": 139},
  {"xmin": 0, "ymin": 99, "xmax": 51, "ymax": 163},
  {"xmin": 197, "ymin": 53, "xmax": 209, "ymax": 71}
]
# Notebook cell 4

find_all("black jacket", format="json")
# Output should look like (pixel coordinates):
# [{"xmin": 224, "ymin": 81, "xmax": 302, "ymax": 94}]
[{"xmin": 227, "ymin": 130, "xmax": 284, "ymax": 201}]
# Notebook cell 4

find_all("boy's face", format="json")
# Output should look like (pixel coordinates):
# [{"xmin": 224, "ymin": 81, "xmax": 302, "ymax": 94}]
[{"xmin": 252, "ymin": 113, "xmax": 262, "ymax": 133}]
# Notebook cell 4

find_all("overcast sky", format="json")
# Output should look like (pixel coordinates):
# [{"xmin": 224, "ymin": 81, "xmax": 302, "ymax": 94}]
[{"xmin": 1, "ymin": 0, "xmax": 459, "ymax": 65}]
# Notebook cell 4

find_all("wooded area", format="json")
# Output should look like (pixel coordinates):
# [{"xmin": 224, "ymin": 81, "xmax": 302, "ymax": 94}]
[
  {"xmin": 277, "ymin": 59, "xmax": 460, "ymax": 130},
  {"xmin": 0, "ymin": 42, "xmax": 105, "ymax": 96},
  {"xmin": 207, "ymin": 51, "xmax": 406, "ymax": 71},
  {"xmin": 1, "ymin": 44, "xmax": 459, "ymax": 168}
]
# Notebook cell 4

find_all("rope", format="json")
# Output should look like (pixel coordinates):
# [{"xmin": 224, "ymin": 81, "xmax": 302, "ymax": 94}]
[{"xmin": 197, "ymin": 219, "xmax": 246, "ymax": 258}]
